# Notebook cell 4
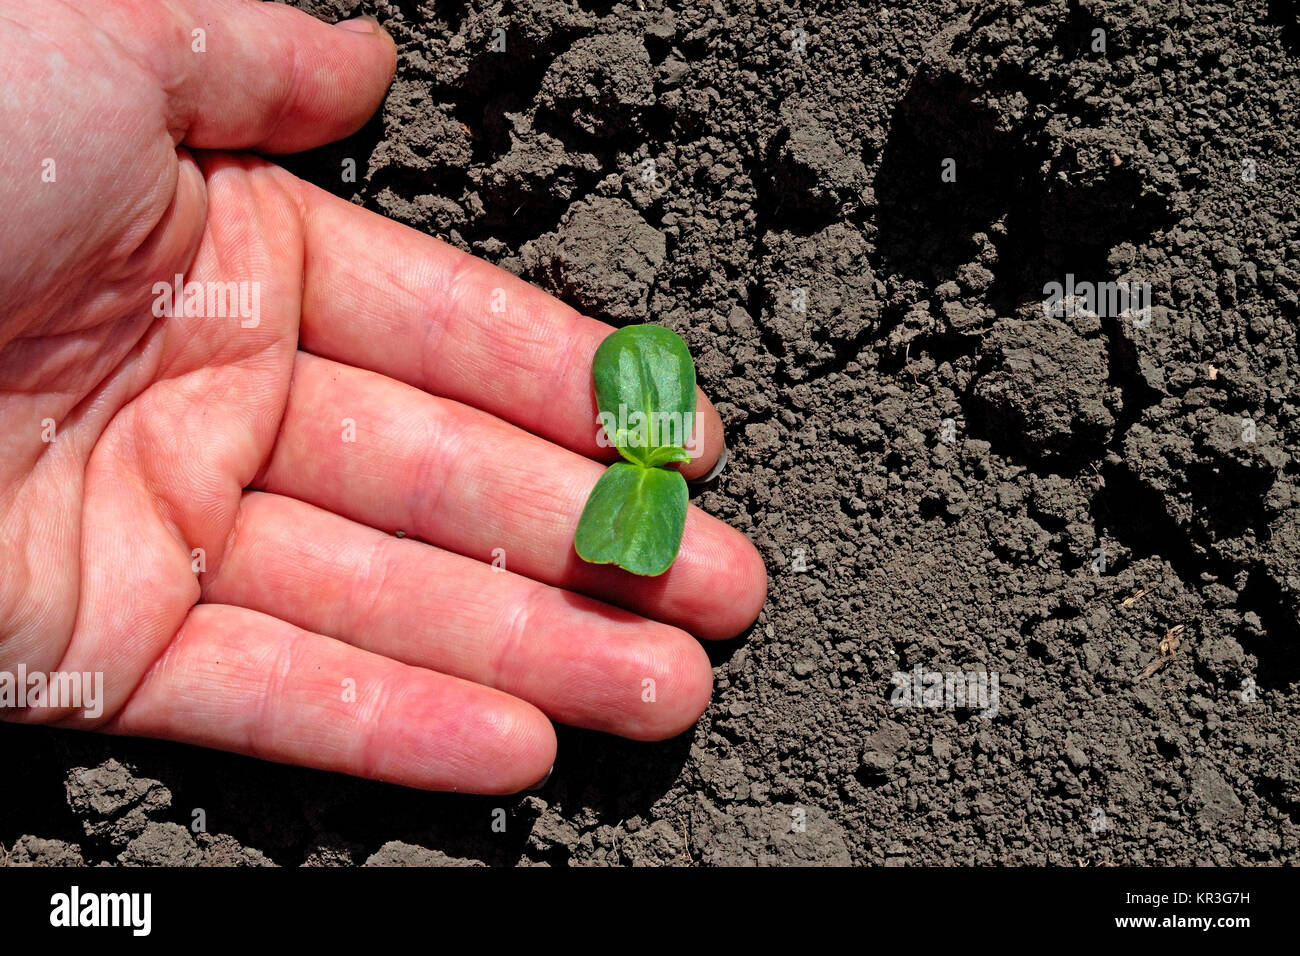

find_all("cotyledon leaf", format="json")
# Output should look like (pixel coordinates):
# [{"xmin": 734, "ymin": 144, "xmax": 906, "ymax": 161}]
[
  {"xmin": 573, "ymin": 462, "xmax": 688, "ymax": 577},
  {"xmin": 592, "ymin": 324, "xmax": 697, "ymax": 468}
]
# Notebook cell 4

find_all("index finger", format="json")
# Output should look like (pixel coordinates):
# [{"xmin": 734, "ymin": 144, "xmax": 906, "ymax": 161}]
[{"xmin": 293, "ymin": 180, "xmax": 726, "ymax": 480}]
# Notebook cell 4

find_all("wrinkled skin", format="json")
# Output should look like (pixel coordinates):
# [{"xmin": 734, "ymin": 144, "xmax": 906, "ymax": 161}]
[{"xmin": 0, "ymin": 0, "xmax": 766, "ymax": 793}]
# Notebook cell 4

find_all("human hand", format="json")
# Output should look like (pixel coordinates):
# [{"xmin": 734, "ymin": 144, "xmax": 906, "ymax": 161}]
[{"xmin": 0, "ymin": 0, "xmax": 766, "ymax": 793}]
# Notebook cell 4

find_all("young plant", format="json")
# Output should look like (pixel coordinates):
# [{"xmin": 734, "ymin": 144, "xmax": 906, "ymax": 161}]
[{"xmin": 574, "ymin": 324, "xmax": 697, "ymax": 576}]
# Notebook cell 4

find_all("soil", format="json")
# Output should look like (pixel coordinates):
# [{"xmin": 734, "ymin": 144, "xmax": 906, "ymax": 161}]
[{"xmin": 5, "ymin": 0, "xmax": 1299, "ymax": 866}]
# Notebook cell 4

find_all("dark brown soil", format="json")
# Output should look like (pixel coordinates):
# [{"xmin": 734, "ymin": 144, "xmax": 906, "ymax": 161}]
[{"xmin": 5, "ymin": 0, "xmax": 1299, "ymax": 866}]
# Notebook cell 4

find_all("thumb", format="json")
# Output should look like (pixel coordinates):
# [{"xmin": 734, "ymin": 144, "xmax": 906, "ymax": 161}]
[{"xmin": 118, "ymin": 0, "xmax": 396, "ymax": 153}]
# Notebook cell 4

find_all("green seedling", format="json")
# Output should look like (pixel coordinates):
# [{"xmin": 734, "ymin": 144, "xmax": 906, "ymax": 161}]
[{"xmin": 574, "ymin": 324, "xmax": 697, "ymax": 576}]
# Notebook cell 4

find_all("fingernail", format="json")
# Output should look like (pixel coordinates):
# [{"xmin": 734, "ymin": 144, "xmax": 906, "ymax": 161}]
[
  {"xmin": 335, "ymin": 15, "xmax": 379, "ymax": 34},
  {"xmin": 526, "ymin": 764, "xmax": 554, "ymax": 792},
  {"xmin": 690, "ymin": 442, "xmax": 729, "ymax": 485}
]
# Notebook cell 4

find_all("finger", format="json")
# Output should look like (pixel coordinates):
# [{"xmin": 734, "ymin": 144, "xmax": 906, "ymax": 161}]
[
  {"xmin": 204, "ymin": 492, "xmax": 714, "ymax": 740},
  {"xmin": 292, "ymin": 181, "xmax": 725, "ymax": 480},
  {"xmin": 106, "ymin": 603, "xmax": 556, "ymax": 794},
  {"xmin": 112, "ymin": 0, "xmax": 396, "ymax": 152},
  {"xmin": 257, "ymin": 352, "xmax": 767, "ymax": 641}
]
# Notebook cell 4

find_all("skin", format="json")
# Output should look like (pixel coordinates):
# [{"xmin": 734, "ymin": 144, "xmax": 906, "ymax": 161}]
[{"xmin": 0, "ymin": 0, "xmax": 767, "ymax": 794}]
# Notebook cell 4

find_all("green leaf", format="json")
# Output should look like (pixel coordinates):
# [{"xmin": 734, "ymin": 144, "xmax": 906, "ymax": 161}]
[
  {"xmin": 576, "ymin": 324, "xmax": 698, "ymax": 576},
  {"xmin": 573, "ymin": 462, "xmax": 688, "ymax": 576},
  {"xmin": 593, "ymin": 324, "xmax": 697, "ymax": 468}
]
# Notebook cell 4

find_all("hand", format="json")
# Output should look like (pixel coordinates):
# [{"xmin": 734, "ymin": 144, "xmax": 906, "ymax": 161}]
[{"xmin": 0, "ymin": 0, "xmax": 766, "ymax": 793}]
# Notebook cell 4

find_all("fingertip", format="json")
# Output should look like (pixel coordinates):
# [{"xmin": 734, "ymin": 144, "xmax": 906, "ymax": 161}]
[
  {"xmin": 678, "ymin": 388, "xmax": 727, "ymax": 481},
  {"xmin": 723, "ymin": 536, "xmax": 769, "ymax": 638},
  {"xmin": 388, "ymin": 677, "xmax": 556, "ymax": 794},
  {"xmin": 474, "ymin": 696, "xmax": 558, "ymax": 795},
  {"xmin": 331, "ymin": 13, "xmax": 398, "ymax": 75},
  {"xmin": 618, "ymin": 626, "xmax": 715, "ymax": 741},
  {"xmin": 665, "ymin": 631, "xmax": 717, "ymax": 736},
  {"xmin": 691, "ymin": 526, "xmax": 769, "ymax": 641}
]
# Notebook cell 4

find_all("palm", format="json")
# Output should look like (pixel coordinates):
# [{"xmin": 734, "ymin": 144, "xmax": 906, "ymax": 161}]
[{"xmin": 0, "ymin": 0, "xmax": 765, "ymax": 793}]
